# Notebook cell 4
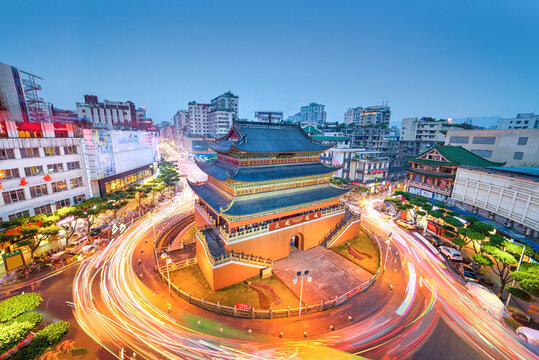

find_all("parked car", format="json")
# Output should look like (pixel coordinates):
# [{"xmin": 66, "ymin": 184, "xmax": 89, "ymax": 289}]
[
  {"xmin": 90, "ymin": 224, "xmax": 106, "ymax": 236},
  {"xmin": 396, "ymin": 219, "xmax": 416, "ymax": 230},
  {"xmin": 65, "ymin": 236, "xmax": 88, "ymax": 254},
  {"xmin": 382, "ymin": 213, "xmax": 394, "ymax": 220},
  {"xmin": 79, "ymin": 244, "xmax": 97, "ymax": 255},
  {"xmin": 516, "ymin": 327, "xmax": 539, "ymax": 346},
  {"xmin": 459, "ymin": 264, "xmax": 479, "ymax": 282},
  {"xmin": 439, "ymin": 246, "xmax": 463, "ymax": 261},
  {"xmin": 424, "ymin": 234, "xmax": 442, "ymax": 247}
]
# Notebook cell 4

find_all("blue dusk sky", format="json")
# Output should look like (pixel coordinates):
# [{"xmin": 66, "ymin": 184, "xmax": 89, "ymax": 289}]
[{"xmin": 1, "ymin": 0, "xmax": 538, "ymax": 126}]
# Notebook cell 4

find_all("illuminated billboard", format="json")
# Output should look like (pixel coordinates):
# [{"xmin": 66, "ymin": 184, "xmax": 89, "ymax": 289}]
[{"xmin": 111, "ymin": 130, "xmax": 159, "ymax": 174}]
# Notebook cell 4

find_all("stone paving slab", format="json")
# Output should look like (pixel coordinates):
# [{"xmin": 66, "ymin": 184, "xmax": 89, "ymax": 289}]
[{"xmin": 273, "ymin": 246, "xmax": 371, "ymax": 305}]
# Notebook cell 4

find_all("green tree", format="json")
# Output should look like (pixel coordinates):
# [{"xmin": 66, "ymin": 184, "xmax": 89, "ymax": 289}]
[
  {"xmin": 126, "ymin": 184, "xmax": 151, "ymax": 215},
  {"xmin": 473, "ymin": 244, "xmax": 518, "ymax": 296},
  {"xmin": 55, "ymin": 207, "xmax": 80, "ymax": 248},
  {"xmin": 457, "ymin": 227, "xmax": 485, "ymax": 253},
  {"xmin": 103, "ymin": 190, "xmax": 129, "ymax": 219},
  {"xmin": 78, "ymin": 197, "xmax": 105, "ymax": 233},
  {"xmin": 511, "ymin": 262, "xmax": 539, "ymax": 298}
]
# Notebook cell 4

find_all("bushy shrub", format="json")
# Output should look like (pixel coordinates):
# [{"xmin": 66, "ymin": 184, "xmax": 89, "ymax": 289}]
[
  {"xmin": 0, "ymin": 293, "xmax": 42, "ymax": 322},
  {"xmin": 10, "ymin": 321, "xmax": 70, "ymax": 360},
  {"xmin": 507, "ymin": 287, "xmax": 532, "ymax": 302},
  {"xmin": 0, "ymin": 312, "xmax": 42, "ymax": 354}
]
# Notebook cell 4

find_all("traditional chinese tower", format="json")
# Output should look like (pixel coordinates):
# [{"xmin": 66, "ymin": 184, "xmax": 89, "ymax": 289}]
[{"xmin": 189, "ymin": 121, "xmax": 359, "ymax": 290}]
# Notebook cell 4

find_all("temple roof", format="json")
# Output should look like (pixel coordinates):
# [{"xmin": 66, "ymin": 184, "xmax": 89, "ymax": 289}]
[
  {"xmin": 189, "ymin": 182, "xmax": 350, "ymax": 217},
  {"xmin": 408, "ymin": 145, "xmax": 505, "ymax": 167},
  {"xmin": 197, "ymin": 161, "xmax": 342, "ymax": 182},
  {"xmin": 207, "ymin": 121, "xmax": 334, "ymax": 154}
]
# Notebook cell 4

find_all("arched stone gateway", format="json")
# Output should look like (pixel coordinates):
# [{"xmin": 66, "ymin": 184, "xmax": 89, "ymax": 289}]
[{"xmin": 290, "ymin": 233, "xmax": 305, "ymax": 250}]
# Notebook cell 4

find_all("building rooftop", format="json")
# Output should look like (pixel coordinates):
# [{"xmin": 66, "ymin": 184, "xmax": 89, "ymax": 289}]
[
  {"xmin": 207, "ymin": 121, "xmax": 333, "ymax": 154},
  {"xmin": 312, "ymin": 135, "xmax": 351, "ymax": 142},
  {"xmin": 301, "ymin": 124, "xmax": 322, "ymax": 135},
  {"xmin": 197, "ymin": 161, "xmax": 342, "ymax": 182},
  {"xmin": 485, "ymin": 166, "xmax": 539, "ymax": 178},
  {"xmin": 189, "ymin": 182, "xmax": 349, "ymax": 217},
  {"xmin": 409, "ymin": 145, "xmax": 505, "ymax": 167}
]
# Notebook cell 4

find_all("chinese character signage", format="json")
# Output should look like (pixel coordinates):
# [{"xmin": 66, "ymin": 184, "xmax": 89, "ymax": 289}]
[{"xmin": 269, "ymin": 211, "xmax": 322, "ymax": 231}]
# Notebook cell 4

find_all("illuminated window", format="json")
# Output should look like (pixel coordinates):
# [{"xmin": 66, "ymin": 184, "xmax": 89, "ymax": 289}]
[
  {"xmin": 20, "ymin": 147, "xmax": 40, "ymax": 158},
  {"xmin": 55, "ymin": 198, "xmax": 70, "ymax": 209},
  {"xmin": 44, "ymin": 147, "xmax": 61, "ymax": 156},
  {"xmin": 64, "ymin": 145, "xmax": 78, "ymax": 154},
  {"xmin": 24, "ymin": 166, "xmax": 44, "ymax": 176},
  {"xmin": 0, "ymin": 168, "xmax": 20, "ymax": 180},
  {"xmin": 70, "ymin": 177, "xmax": 83, "ymax": 188},
  {"xmin": 3, "ymin": 189, "xmax": 26, "ymax": 204},
  {"xmin": 47, "ymin": 163, "xmax": 64, "ymax": 173},
  {"xmin": 0, "ymin": 149, "xmax": 15, "ymax": 160},
  {"xmin": 34, "ymin": 204, "xmax": 53, "ymax": 215},
  {"xmin": 8, "ymin": 210, "xmax": 30, "ymax": 221},
  {"xmin": 52, "ymin": 180, "xmax": 67, "ymax": 193},
  {"xmin": 30, "ymin": 184, "xmax": 48, "ymax": 198}
]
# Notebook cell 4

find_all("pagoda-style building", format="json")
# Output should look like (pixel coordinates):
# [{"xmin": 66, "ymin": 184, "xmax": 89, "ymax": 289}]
[{"xmin": 188, "ymin": 121, "xmax": 360, "ymax": 290}]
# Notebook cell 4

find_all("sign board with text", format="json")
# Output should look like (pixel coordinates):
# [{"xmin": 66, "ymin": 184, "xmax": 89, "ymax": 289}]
[
  {"xmin": 235, "ymin": 303, "xmax": 253, "ymax": 311},
  {"xmin": 269, "ymin": 211, "xmax": 322, "ymax": 231}
]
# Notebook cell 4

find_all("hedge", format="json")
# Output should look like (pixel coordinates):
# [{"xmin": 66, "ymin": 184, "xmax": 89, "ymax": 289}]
[
  {"xmin": 0, "ymin": 293, "xmax": 42, "ymax": 323},
  {"xmin": 0, "ymin": 312, "xmax": 43, "ymax": 355},
  {"xmin": 507, "ymin": 287, "xmax": 532, "ymax": 302},
  {"xmin": 10, "ymin": 321, "xmax": 70, "ymax": 360}
]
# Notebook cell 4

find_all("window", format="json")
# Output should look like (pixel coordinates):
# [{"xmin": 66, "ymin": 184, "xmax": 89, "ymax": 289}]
[
  {"xmin": 472, "ymin": 137, "xmax": 496, "ymax": 144},
  {"xmin": 20, "ymin": 147, "xmax": 40, "ymax": 158},
  {"xmin": 55, "ymin": 198, "xmax": 70, "ymax": 209},
  {"xmin": 73, "ymin": 194, "xmax": 86, "ymax": 205},
  {"xmin": 0, "ymin": 168, "xmax": 20, "ymax": 180},
  {"xmin": 0, "ymin": 149, "xmax": 15, "ymax": 160},
  {"xmin": 518, "ymin": 137, "xmax": 528, "ymax": 145},
  {"xmin": 51, "ymin": 180, "xmax": 67, "ymax": 193},
  {"xmin": 70, "ymin": 177, "xmax": 83, "ymax": 188},
  {"xmin": 47, "ymin": 163, "xmax": 64, "ymax": 173},
  {"xmin": 24, "ymin": 166, "xmax": 44, "ymax": 176},
  {"xmin": 471, "ymin": 149, "xmax": 493, "ymax": 158},
  {"xmin": 34, "ymin": 204, "xmax": 53, "ymax": 215},
  {"xmin": 64, "ymin": 145, "xmax": 78, "ymax": 155},
  {"xmin": 66, "ymin": 161, "xmax": 81, "ymax": 170},
  {"xmin": 30, "ymin": 184, "xmax": 48, "ymax": 198},
  {"xmin": 3, "ymin": 189, "xmax": 26, "ymax": 204},
  {"xmin": 43, "ymin": 147, "xmax": 60, "ymax": 156},
  {"xmin": 513, "ymin": 152, "xmax": 524, "ymax": 160},
  {"xmin": 449, "ymin": 136, "xmax": 469, "ymax": 144},
  {"xmin": 8, "ymin": 210, "xmax": 30, "ymax": 221}
]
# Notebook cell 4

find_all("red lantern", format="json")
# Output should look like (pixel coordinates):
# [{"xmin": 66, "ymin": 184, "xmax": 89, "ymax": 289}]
[
  {"xmin": 0, "ymin": 182, "xmax": 2, "ymax": 189},
  {"xmin": 43, "ymin": 174, "xmax": 51, "ymax": 181},
  {"xmin": 19, "ymin": 178, "xmax": 28, "ymax": 186}
]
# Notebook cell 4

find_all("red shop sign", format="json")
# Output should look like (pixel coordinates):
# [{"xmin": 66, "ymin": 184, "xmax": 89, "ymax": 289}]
[
  {"xmin": 269, "ymin": 211, "xmax": 322, "ymax": 231},
  {"xmin": 235, "ymin": 303, "xmax": 253, "ymax": 311}
]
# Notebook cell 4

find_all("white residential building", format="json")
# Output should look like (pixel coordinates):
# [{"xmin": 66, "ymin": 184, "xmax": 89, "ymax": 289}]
[
  {"xmin": 173, "ymin": 109, "xmax": 189, "ymax": 135},
  {"xmin": 361, "ymin": 106, "xmax": 391, "ymax": 126},
  {"xmin": 344, "ymin": 107, "xmax": 363, "ymax": 125},
  {"xmin": 497, "ymin": 113, "xmax": 539, "ymax": 130},
  {"xmin": 445, "ymin": 128, "xmax": 539, "ymax": 166},
  {"xmin": 400, "ymin": 117, "xmax": 450, "ymax": 141},
  {"xmin": 76, "ymin": 95, "xmax": 138, "ymax": 130},
  {"xmin": 300, "ymin": 103, "xmax": 327, "ymax": 125},
  {"xmin": 188, "ymin": 102, "xmax": 211, "ymax": 136},
  {"xmin": 0, "ymin": 122, "xmax": 90, "ymax": 221},
  {"xmin": 209, "ymin": 110, "xmax": 234, "ymax": 138},
  {"xmin": 451, "ymin": 166, "xmax": 539, "ymax": 239},
  {"xmin": 211, "ymin": 91, "xmax": 239, "ymax": 115}
]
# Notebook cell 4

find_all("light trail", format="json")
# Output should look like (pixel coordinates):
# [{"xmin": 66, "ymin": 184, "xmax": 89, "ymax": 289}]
[{"xmin": 72, "ymin": 154, "xmax": 539, "ymax": 359}]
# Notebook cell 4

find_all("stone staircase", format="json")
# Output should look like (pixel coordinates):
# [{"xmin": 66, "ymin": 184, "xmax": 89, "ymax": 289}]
[
  {"xmin": 320, "ymin": 209, "xmax": 360, "ymax": 248},
  {"xmin": 203, "ymin": 228, "xmax": 227, "ymax": 258}
]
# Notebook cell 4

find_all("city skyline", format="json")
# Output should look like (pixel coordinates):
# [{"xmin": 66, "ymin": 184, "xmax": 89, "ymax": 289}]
[{"xmin": 1, "ymin": 1, "xmax": 538, "ymax": 125}]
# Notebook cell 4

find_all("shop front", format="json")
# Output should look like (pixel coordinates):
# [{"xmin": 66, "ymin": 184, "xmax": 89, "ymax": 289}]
[{"xmin": 98, "ymin": 164, "xmax": 154, "ymax": 196}]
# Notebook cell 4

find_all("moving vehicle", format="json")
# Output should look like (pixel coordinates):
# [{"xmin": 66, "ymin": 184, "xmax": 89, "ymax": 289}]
[
  {"xmin": 439, "ymin": 246, "xmax": 463, "ymax": 261},
  {"xmin": 90, "ymin": 224, "xmax": 106, "ymax": 236},
  {"xmin": 79, "ymin": 244, "xmax": 97, "ymax": 255},
  {"xmin": 65, "ymin": 236, "xmax": 88, "ymax": 254},
  {"xmin": 424, "ymin": 234, "xmax": 442, "ymax": 246},
  {"xmin": 396, "ymin": 219, "xmax": 416, "ymax": 230},
  {"xmin": 516, "ymin": 327, "xmax": 539, "ymax": 346},
  {"xmin": 459, "ymin": 264, "xmax": 479, "ymax": 282},
  {"xmin": 382, "ymin": 213, "xmax": 395, "ymax": 220}
]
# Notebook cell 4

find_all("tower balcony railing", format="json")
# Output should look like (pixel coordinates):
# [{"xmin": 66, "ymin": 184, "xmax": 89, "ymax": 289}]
[
  {"xmin": 194, "ymin": 200, "xmax": 216, "ymax": 226},
  {"xmin": 405, "ymin": 179, "xmax": 451, "ymax": 196}
]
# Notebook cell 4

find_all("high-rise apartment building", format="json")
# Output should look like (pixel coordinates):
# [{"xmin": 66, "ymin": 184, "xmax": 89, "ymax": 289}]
[
  {"xmin": 400, "ymin": 117, "xmax": 451, "ymax": 141},
  {"xmin": 361, "ymin": 105, "xmax": 391, "ymax": 126},
  {"xmin": 496, "ymin": 113, "xmax": 539, "ymax": 129},
  {"xmin": 254, "ymin": 111, "xmax": 283, "ymax": 123},
  {"xmin": 300, "ymin": 102, "xmax": 327, "ymax": 125},
  {"xmin": 76, "ymin": 95, "xmax": 147, "ymax": 130},
  {"xmin": 209, "ymin": 110, "xmax": 234, "ymax": 137},
  {"xmin": 187, "ymin": 101, "xmax": 211, "ymax": 136},
  {"xmin": 173, "ymin": 109, "xmax": 189, "ymax": 135},
  {"xmin": 211, "ymin": 91, "xmax": 239, "ymax": 115},
  {"xmin": 344, "ymin": 107, "xmax": 363, "ymax": 125}
]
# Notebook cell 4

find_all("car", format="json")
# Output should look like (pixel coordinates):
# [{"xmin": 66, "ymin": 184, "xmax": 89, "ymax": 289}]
[
  {"xmin": 459, "ymin": 264, "xmax": 479, "ymax": 282},
  {"xmin": 396, "ymin": 219, "xmax": 416, "ymax": 230},
  {"xmin": 79, "ymin": 244, "xmax": 97, "ymax": 255},
  {"xmin": 516, "ymin": 327, "xmax": 539, "ymax": 346},
  {"xmin": 89, "ymin": 225, "xmax": 106, "ymax": 236},
  {"xmin": 439, "ymin": 246, "xmax": 463, "ymax": 261},
  {"xmin": 381, "ymin": 213, "xmax": 394, "ymax": 220},
  {"xmin": 65, "ymin": 236, "xmax": 88, "ymax": 254},
  {"xmin": 424, "ymin": 234, "xmax": 442, "ymax": 246}
]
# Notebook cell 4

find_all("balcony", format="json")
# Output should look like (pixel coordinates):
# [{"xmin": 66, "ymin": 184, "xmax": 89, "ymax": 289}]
[
  {"xmin": 195, "ymin": 201, "xmax": 216, "ymax": 226},
  {"xmin": 406, "ymin": 179, "xmax": 451, "ymax": 196}
]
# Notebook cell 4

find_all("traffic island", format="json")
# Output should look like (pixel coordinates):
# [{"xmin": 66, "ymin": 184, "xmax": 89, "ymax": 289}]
[{"xmin": 331, "ymin": 231, "xmax": 380, "ymax": 274}]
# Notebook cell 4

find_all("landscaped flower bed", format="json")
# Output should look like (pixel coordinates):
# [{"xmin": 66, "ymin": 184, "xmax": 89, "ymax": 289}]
[
  {"xmin": 0, "ymin": 293, "xmax": 42, "ymax": 323},
  {"xmin": 0, "ymin": 312, "xmax": 42, "ymax": 355}
]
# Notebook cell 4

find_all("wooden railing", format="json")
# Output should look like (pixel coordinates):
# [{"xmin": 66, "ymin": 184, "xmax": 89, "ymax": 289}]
[
  {"xmin": 194, "ymin": 200, "xmax": 216, "ymax": 226},
  {"xmin": 405, "ymin": 180, "xmax": 451, "ymax": 196}
]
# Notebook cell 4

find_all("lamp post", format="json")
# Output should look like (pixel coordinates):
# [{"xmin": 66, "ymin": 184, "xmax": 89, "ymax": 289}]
[
  {"xmin": 293, "ymin": 270, "xmax": 312, "ymax": 320},
  {"xmin": 161, "ymin": 253, "xmax": 172, "ymax": 295},
  {"xmin": 506, "ymin": 244, "xmax": 526, "ymax": 307},
  {"xmin": 384, "ymin": 232, "xmax": 392, "ymax": 271}
]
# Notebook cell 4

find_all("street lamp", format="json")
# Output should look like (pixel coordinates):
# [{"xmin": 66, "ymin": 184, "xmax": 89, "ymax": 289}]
[
  {"xmin": 506, "ymin": 244, "xmax": 526, "ymax": 307},
  {"xmin": 293, "ymin": 270, "xmax": 312, "ymax": 320},
  {"xmin": 161, "ymin": 253, "xmax": 172, "ymax": 295},
  {"xmin": 384, "ymin": 232, "xmax": 392, "ymax": 271}
]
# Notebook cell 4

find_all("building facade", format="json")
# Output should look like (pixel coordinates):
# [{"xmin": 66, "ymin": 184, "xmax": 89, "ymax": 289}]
[
  {"xmin": 496, "ymin": 113, "xmax": 539, "ymax": 130},
  {"xmin": 300, "ymin": 102, "xmax": 327, "ymax": 125},
  {"xmin": 211, "ymin": 91, "xmax": 239, "ymax": 115},
  {"xmin": 445, "ymin": 128, "xmax": 539, "ymax": 166},
  {"xmin": 451, "ymin": 166, "xmax": 539, "ymax": 239},
  {"xmin": 254, "ymin": 111, "xmax": 283, "ymax": 123},
  {"xmin": 406, "ymin": 145, "xmax": 503, "ymax": 202},
  {"xmin": 361, "ymin": 106, "xmax": 391, "ymax": 126},
  {"xmin": 400, "ymin": 117, "xmax": 450, "ymax": 141},
  {"xmin": 76, "ymin": 95, "xmax": 145, "ymax": 130},
  {"xmin": 187, "ymin": 102, "xmax": 210, "ymax": 136},
  {"xmin": 344, "ymin": 107, "xmax": 363, "ymax": 125},
  {"xmin": 0, "ymin": 121, "xmax": 90, "ymax": 221},
  {"xmin": 172, "ymin": 109, "xmax": 189, "ymax": 136},
  {"xmin": 189, "ymin": 121, "xmax": 358, "ymax": 290},
  {"xmin": 208, "ymin": 110, "xmax": 234, "ymax": 138}
]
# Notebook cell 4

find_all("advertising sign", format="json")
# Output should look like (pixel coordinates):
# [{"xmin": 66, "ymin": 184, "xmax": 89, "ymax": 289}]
[
  {"xmin": 368, "ymin": 169, "xmax": 388, "ymax": 174},
  {"xmin": 3, "ymin": 250, "xmax": 25, "ymax": 272},
  {"xmin": 111, "ymin": 130, "xmax": 156, "ymax": 174},
  {"xmin": 269, "ymin": 211, "xmax": 322, "ymax": 231},
  {"xmin": 235, "ymin": 303, "xmax": 253, "ymax": 311},
  {"xmin": 345, "ymin": 282, "xmax": 368, "ymax": 299}
]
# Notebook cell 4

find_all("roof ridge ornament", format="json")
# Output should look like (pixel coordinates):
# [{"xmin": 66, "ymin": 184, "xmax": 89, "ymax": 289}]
[{"xmin": 220, "ymin": 197, "xmax": 236, "ymax": 212}]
